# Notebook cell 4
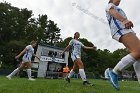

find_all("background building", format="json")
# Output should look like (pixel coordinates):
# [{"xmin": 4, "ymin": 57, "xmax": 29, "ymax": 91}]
[{"xmin": 33, "ymin": 44, "xmax": 69, "ymax": 78}]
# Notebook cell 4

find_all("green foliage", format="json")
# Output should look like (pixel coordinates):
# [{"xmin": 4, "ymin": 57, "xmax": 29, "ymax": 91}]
[
  {"xmin": 44, "ymin": 20, "xmax": 61, "ymax": 45},
  {"xmin": 0, "ymin": 2, "xmax": 61, "ymax": 69},
  {"xmin": 56, "ymin": 37, "xmax": 72, "ymax": 48}
]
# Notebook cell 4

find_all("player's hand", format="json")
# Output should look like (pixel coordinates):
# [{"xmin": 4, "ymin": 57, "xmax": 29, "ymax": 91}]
[
  {"xmin": 15, "ymin": 55, "xmax": 20, "ymax": 59},
  {"xmin": 60, "ymin": 52, "xmax": 64, "ymax": 57},
  {"xmin": 122, "ymin": 19, "xmax": 134, "ymax": 29},
  {"xmin": 92, "ymin": 46, "xmax": 97, "ymax": 51}
]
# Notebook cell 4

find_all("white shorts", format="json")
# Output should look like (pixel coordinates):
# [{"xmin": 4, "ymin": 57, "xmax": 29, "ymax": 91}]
[
  {"xmin": 22, "ymin": 58, "xmax": 31, "ymax": 63},
  {"xmin": 71, "ymin": 54, "xmax": 80, "ymax": 62},
  {"xmin": 112, "ymin": 29, "xmax": 135, "ymax": 41}
]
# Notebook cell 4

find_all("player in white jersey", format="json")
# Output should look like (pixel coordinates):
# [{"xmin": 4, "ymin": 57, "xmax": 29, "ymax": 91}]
[
  {"xmin": 6, "ymin": 40, "xmax": 40, "ymax": 81},
  {"xmin": 61, "ymin": 32, "xmax": 96, "ymax": 86},
  {"xmin": 105, "ymin": 0, "xmax": 140, "ymax": 90}
]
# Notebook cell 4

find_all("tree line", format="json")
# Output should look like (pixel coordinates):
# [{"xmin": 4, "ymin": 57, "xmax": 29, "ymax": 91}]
[{"xmin": 0, "ymin": 2, "xmax": 132, "ymax": 76}]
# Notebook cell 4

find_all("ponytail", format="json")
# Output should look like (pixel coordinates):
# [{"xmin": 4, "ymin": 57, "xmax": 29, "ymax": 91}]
[{"xmin": 109, "ymin": 0, "xmax": 113, "ymax": 3}]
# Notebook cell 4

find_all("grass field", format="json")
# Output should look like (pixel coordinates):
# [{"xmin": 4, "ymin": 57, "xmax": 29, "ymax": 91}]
[{"xmin": 0, "ymin": 76, "xmax": 139, "ymax": 93}]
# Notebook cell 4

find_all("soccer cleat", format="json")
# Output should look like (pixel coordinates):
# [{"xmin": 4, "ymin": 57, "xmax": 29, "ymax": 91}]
[
  {"xmin": 6, "ymin": 75, "xmax": 11, "ymax": 80},
  {"xmin": 108, "ymin": 70, "xmax": 120, "ymax": 90},
  {"xmin": 83, "ymin": 81, "xmax": 94, "ymax": 86},
  {"xmin": 65, "ymin": 77, "xmax": 70, "ymax": 83},
  {"xmin": 28, "ymin": 78, "xmax": 36, "ymax": 81},
  {"xmin": 106, "ymin": 68, "xmax": 110, "ymax": 80}
]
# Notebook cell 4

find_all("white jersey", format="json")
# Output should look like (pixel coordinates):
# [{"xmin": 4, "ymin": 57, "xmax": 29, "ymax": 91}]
[
  {"xmin": 105, "ymin": 3, "xmax": 127, "ymax": 36},
  {"xmin": 22, "ymin": 45, "xmax": 34, "ymax": 62},
  {"xmin": 69, "ymin": 39, "xmax": 84, "ymax": 56}
]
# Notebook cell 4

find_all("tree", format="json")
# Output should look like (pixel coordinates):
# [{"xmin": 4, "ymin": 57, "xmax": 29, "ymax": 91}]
[
  {"xmin": 44, "ymin": 20, "xmax": 61, "ymax": 45},
  {"xmin": 56, "ymin": 37, "xmax": 72, "ymax": 48},
  {"xmin": 0, "ymin": 2, "xmax": 62, "ymax": 69},
  {"xmin": 0, "ymin": 2, "xmax": 33, "ymax": 68},
  {"xmin": 0, "ymin": 2, "xmax": 32, "ymax": 44}
]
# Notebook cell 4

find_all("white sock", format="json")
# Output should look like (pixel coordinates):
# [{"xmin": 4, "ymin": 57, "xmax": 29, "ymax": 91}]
[
  {"xmin": 8, "ymin": 68, "xmax": 20, "ymax": 77},
  {"xmin": 68, "ymin": 69, "xmax": 75, "ymax": 78},
  {"xmin": 79, "ymin": 69, "xmax": 87, "ymax": 81},
  {"xmin": 27, "ymin": 69, "xmax": 32, "ymax": 79},
  {"xmin": 133, "ymin": 61, "xmax": 140, "ymax": 84},
  {"xmin": 113, "ymin": 54, "xmax": 135, "ymax": 75}
]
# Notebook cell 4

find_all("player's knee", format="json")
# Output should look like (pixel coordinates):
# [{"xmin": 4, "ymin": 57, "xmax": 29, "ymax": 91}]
[
  {"xmin": 131, "ymin": 51, "xmax": 140, "ymax": 60},
  {"xmin": 19, "ymin": 67, "xmax": 23, "ymax": 71},
  {"xmin": 73, "ymin": 69, "xmax": 77, "ymax": 72},
  {"xmin": 73, "ymin": 66, "xmax": 78, "ymax": 70},
  {"xmin": 78, "ymin": 65, "xmax": 84, "ymax": 69}
]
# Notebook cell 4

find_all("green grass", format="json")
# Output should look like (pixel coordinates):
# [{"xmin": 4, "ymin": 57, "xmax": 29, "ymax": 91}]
[{"xmin": 0, "ymin": 76, "xmax": 139, "ymax": 93}]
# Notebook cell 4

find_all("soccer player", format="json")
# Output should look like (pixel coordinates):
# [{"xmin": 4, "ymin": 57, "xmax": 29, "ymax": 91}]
[
  {"xmin": 105, "ymin": 0, "xmax": 140, "ymax": 90},
  {"xmin": 61, "ymin": 32, "xmax": 96, "ymax": 86},
  {"xmin": 6, "ymin": 40, "xmax": 40, "ymax": 81}
]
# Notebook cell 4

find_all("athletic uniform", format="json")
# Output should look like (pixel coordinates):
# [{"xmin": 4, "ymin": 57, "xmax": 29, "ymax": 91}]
[
  {"xmin": 105, "ymin": 3, "xmax": 134, "ymax": 41},
  {"xmin": 22, "ymin": 45, "xmax": 34, "ymax": 62},
  {"xmin": 69, "ymin": 39, "xmax": 84, "ymax": 61},
  {"xmin": 105, "ymin": 3, "xmax": 137, "ymax": 90},
  {"xmin": 66, "ymin": 39, "xmax": 93, "ymax": 86},
  {"xmin": 6, "ymin": 44, "xmax": 35, "ymax": 80}
]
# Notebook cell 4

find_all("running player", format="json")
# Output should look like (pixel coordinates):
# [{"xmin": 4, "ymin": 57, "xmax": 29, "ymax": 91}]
[
  {"xmin": 6, "ymin": 40, "xmax": 40, "ymax": 81},
  {"xmin": 61, "ymin": 32, "xmax": 96, "ymax": 86},
  {"xmin": 105, "ymin": 0, "xmax": 140, "ymax": 90}
]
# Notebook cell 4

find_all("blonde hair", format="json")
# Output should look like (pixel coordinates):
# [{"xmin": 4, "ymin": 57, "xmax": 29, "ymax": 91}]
[{"xmin": 30, "ymin": 40, "xmax": 37, "ymax": 45}]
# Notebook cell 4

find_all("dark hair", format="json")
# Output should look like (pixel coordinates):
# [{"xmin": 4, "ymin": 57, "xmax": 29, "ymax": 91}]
[
  {"xmin": 74, "ymin": 32, "xmax": 79, "ymax": 39},
  {"xmin": 109, "ymin": 0, "xmax": 113, "ymax": 3}
]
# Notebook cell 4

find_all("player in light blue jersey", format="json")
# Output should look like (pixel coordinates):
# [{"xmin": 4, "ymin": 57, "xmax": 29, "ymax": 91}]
[
  {"xmin": 61, "ymin": 32, "xmax": 96, "ymax": 86},
  {"xmin": 6, "ymin": 40, "xmax": 40, "ymax": 81},
  {"xmin": 106, "ymin": 0, "xmax": 134, "ymax": 41},
  {"xmin": 105, "ymin": 0, "xmax": 140, "ymax": 90}
]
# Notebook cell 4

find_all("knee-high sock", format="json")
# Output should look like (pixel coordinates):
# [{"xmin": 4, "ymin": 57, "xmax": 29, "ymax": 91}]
[
  {"xmin": 27, "ymin": 69, "xmax": 32, "ymax": 79},
  {"xmin": 68, "ymin": 69, "xmax": 75, "ymax": 78},
  {"xmin": 79, "ymin": 69, "xmax": 87, "ymax": 81},
  {"xmin": 113, "ymin": 54, "xmax": 135, "ymax": 75},
  {"xmin": 133, "ymin": 61, "xmax": 140, "ymax": 84},
  {"xmin": 8, "ymin": 68, "xmax": 20, "ymax": 77}
]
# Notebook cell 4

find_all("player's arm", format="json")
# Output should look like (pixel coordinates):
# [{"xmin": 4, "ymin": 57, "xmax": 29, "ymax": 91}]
[
  {"xmin": 15, "ymin": 48, "xmax": 27, "ymax": 59},
  {"xmin": 61, "ymin": 45, "xmax": 71, "ymax": 56},
  {"xmin": 33, "ymin": 54, "xmax": 40, "ymax": 60},
  {"xmin": 109, "ymin": 7, "xmax": 133, "ymax": 29},
  {"xmin": 83, "ymin": 46, "xmax": 97, "ymax": 51}
]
